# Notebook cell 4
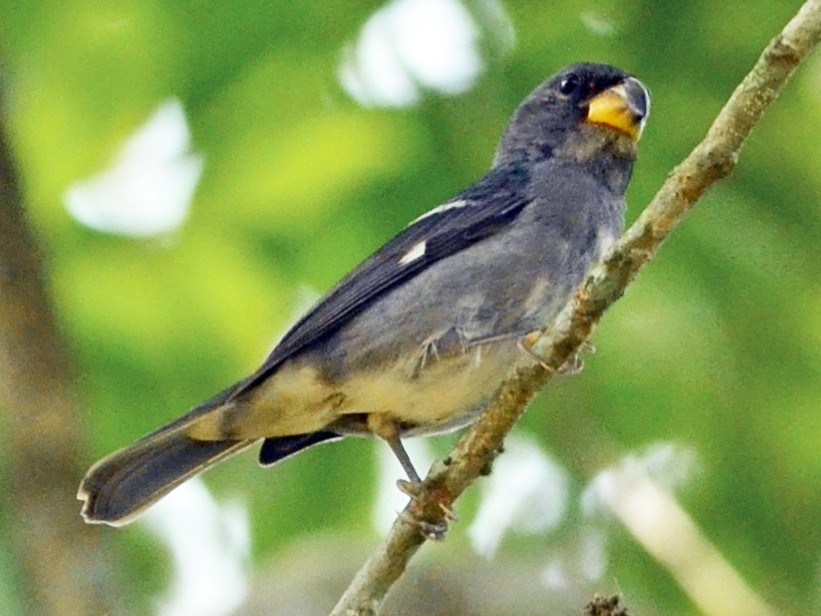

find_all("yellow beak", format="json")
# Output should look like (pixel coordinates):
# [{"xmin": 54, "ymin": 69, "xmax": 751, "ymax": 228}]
[{"xmin": 586, "ymin": 77, "xmax": 650, "ymax": 141}]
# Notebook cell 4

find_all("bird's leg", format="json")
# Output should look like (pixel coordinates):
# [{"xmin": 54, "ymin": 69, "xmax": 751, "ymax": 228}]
[
  {"xmin": 386, "ymin": 435, "xmax": 423, "ymax": 485},
  {"xmin": 367, "ymin": 413, "xmax": 455, "ymax": 539},
  {"xmin": 366, "ymin": 413, "xmax": 421, "ymax": 482}
]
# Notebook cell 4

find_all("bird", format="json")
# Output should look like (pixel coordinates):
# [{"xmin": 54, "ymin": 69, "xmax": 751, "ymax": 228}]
[{"xmin": 78, "ymin": 62, "xmax": 650, "ymax": 527}]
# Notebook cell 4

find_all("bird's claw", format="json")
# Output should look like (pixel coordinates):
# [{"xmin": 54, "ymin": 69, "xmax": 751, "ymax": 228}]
[
  {"xmin": 397, "ymin": 478, "xmax": 423, "ymax": 499},
  {"xmin": 397, "ymin": 478, "xmax": 457, "ymax": 540},
  {"xmin": 399, "ymin": 511, "xmax": 449, "ymax": 541},
  {"xmin": 557, "ymin": 353, "xmax": 584, "ymax": 375},
  {"xmin": 518, "ymin": 332, "xmax": 595, "ymax": 376},
  {"xmin": 517, "ymin": 331, "xmax": 553, "ymax": 371},
  {"xmin": 557, "ymin": 341, "xmax": 595, "ymax": 375}
]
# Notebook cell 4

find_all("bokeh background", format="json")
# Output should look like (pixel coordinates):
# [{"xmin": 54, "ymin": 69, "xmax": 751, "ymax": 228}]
[{"xmin": 0, "ymin": 1, "xmax": 818, "ymax": 615}]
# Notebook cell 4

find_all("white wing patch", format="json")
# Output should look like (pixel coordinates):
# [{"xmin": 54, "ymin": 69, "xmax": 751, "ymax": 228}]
[
  {"xmin": 399, "ymin": 240, "xmax": 427, "ymax": 265},
  {"xmin": 410, "ymin": 199, "xmax": 470, "ymax": 224}
]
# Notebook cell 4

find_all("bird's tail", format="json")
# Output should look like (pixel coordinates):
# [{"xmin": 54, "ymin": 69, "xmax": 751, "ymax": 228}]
[
  {"xmin": 78, "ymin": 386, "xmax": 254, "ymax": 526},
  {"xmin": 79, "ymin": 384, "xmax": 345, "ymax": 526},
  {"xmin": 78, "ymin": 431, "xmax": 253, "ymax": 527}
]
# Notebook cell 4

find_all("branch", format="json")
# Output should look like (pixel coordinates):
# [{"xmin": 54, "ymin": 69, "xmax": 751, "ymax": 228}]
[{"xmin": 330, "ymin": 1, "xmax": 821, "ymax": 614}]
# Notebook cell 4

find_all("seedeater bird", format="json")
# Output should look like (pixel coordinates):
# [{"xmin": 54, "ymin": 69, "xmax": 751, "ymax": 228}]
[{"xmin": 79, "ymin": 62, "xmax": 649, "ymax": 526}]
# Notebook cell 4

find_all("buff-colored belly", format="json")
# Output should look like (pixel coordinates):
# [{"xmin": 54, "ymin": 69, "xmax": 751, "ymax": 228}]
[
  {"xmin": 337, "ymin": 341, "xmax": 515, "ymax": 433},
  {"xmin": 185, "ymin": 339, "xmax": 518, "ymax": 441}
]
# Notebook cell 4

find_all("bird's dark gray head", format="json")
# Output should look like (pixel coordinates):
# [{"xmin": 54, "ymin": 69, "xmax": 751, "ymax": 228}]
[{"xmin": 494, "ymin": 63, "xmax": 650, "ymax": 168}]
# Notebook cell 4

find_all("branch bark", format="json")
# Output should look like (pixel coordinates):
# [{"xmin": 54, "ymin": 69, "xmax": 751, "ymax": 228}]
[
  {"xmin": 330, "ymin": 1, "xmax": 821, "ymax": 614},
  {"xmin": 0, "ymin": 74, "xmax": 120, "ymax": 614}
]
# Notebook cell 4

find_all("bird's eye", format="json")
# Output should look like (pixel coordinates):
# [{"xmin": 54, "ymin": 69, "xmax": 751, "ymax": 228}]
[{"xmin": 559, "ymin": 73, "xmax": 580, "ymax": 95}]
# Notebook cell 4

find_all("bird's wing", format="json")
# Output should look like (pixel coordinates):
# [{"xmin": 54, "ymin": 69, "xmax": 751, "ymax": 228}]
[{"xmin": 236, "ymin": 164, "xmax": 532, "ymax": 394}]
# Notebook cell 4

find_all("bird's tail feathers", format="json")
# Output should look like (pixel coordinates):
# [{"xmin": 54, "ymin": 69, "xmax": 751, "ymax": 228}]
[
  {"xmin": 79, "ymin": 382, "xmax": 345, "ymax": 526},
  {"xmin": 78, "ymin": 388, "xmax": 253, "ymax": 526}
]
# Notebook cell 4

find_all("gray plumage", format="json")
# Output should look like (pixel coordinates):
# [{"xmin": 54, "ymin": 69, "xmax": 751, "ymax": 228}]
[{"xmin": 78, "ymin": 62, "xmax": 649, "ymax": 526}]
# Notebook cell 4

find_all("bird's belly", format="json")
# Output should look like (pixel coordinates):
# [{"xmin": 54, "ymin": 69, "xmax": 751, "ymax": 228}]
[{"xmin": 335, "ymin": 337, "xmax": 519, "ymax": 436}]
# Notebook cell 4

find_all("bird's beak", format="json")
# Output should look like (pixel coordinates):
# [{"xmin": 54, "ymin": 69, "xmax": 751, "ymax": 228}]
[{"xmin": 586, "ymin": 77, "xmax": 650, "ymax": 141}]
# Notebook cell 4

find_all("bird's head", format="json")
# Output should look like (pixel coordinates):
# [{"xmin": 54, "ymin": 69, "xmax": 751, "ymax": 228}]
[{"xmin": 495, "ymin": 63, "xmax": 650, "ymax": 168}]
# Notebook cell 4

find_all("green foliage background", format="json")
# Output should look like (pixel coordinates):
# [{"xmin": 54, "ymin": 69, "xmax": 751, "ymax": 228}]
[{"xmin": 0, "ymin": 0, "xmax": 818, "ymax": 614}]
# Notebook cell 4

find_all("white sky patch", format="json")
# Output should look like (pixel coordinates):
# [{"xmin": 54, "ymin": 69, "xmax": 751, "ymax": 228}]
[
  {"xmin": 541, "ymin": 558, "xmax": 570, "ymax": 590},
  {"xmin": 581, "ymin": 442, "xmax": 697, "ymax": 517},
  {"xmin": 372, "ymin": 437, "xmax": 435, "ymax": 533},
  {"xmin": 468, "ymin": 435, "xmax": 569, "ymax": 559},
  {"xmin": 64, "ymin": 99, "xmax": 203, "ymax": 236},
  {"xmin": 580, "ymin": 11, "xmax": 617, "ymax": 36},
  {"xmin": 339, "ymin": 0, "xmax": 500, "ymax": 107},
  {"xmin": 582, "ymin": 442, "xmax": 777, "ymax": 616},
  {"xmin": 143, "ymin": 478, "xmax": 250, "ymax": 616},
  {"xmin": 577, "ymin": 527, "xmax": 608, "ymax": 581},
  {"xmin": 399, "ymin": 240, "xmax": 426, "ymax": 264},
  {"xmin": 541, "ymin": 528, "xmax": 608, "ymax": 589}
]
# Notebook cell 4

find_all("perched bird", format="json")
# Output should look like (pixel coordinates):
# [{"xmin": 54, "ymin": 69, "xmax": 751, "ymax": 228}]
[{"xmin": 79, "ymin": 62, "xmax": 649, "ymax": 526}]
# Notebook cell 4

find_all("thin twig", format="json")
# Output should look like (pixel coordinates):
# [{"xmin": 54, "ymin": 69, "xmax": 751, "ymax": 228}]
[{"xmin": 330, "ymin": 1, "xmax": 821, "ymax": 614}]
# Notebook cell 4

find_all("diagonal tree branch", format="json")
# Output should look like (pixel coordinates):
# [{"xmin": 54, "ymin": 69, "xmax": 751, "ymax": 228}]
[{"xmin": 330, "ymin": 1, "xmax": 821, "ymax": 614}]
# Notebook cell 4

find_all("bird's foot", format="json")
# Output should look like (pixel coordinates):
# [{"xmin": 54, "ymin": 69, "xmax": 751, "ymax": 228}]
[
  {"xmin": 397, "ymin": 477, "xmax": 422, "ymax": 499},
  {"xmin": 557, "ymin": 353, "xmax": 584, "ymax": 375},
  {"xmin": 557, "ymin": 341, "xmax": 595, "ymax": 375},
  {"xmin": 518, "ymin": 331, "xmax": 594, "ymax": 376},
  {"xmin": 517, "ymin": 331, "xmax": 553, "ymax": 371},
  {"xmin": 397, "ymin": 478, "xmax": 457, "ymax": 540},
  {"xmin": 399, "ymin": 511, "xmax": 449, "ymax": 541}
]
